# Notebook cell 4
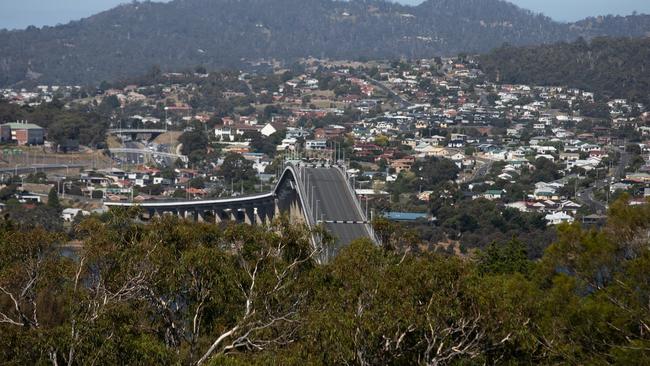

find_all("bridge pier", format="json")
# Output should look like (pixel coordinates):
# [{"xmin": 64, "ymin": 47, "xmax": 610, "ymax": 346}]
[
  {"xmin": 226, "ymin": 208, "xmax": 237, "ymax": 222},
  {"xmin": 253, "ymin": 207, "xmax": 263, "ymax": 225}
]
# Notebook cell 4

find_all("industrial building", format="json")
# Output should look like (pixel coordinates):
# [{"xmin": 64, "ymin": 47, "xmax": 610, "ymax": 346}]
[{"xmin": 0, "ymin": 121, "xmax": 45, "ymax": 145}]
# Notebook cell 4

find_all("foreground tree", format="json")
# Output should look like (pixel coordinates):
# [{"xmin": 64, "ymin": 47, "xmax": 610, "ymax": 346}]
[{"xmin": 1, "ymin": 198, "xmax": 649, "ymax": 364}]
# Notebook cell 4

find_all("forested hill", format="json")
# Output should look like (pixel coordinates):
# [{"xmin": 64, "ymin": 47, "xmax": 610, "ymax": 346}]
[
  {"xmin": 479, "ymin": 37, "xmax": 650, "ymax": 104},
  {"xmin": 1, "ymin": 0, "xmax": 649, "ymax": 86}
]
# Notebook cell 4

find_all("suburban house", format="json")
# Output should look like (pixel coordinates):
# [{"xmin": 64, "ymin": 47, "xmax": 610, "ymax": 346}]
[{"xmin": 545, "ymin": 212, "xmax": 574, "ymax": 225}]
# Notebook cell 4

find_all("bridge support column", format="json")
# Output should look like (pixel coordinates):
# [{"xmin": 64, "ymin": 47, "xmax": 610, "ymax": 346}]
[
  {"xmin": 259, "ymin": 206, "xmax": 268, "ymax": 225},
  {"xmin": 243, "ymin": 208, "xmax": 254, "ymax": 225},
  {"xmin": 265, "ymin": 202, "xmax": 276, "ymax": 224},
  {"xmin": 254, "ymin": 207, "xmax": 263, "ymax": 225},
  {"xmin": 227, "ymin": 209, "xmax": 237, "ymax": 221},
  {"xmin": 196, "ymin": 210, "xmax": 205, "ymax": 223},
  {"xmin": 214, "ymin": 210, "xmax": 223, "ymax": 223}
]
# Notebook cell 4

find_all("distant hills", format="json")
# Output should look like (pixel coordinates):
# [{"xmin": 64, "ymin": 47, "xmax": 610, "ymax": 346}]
[
  {"xmin": 479, "ymin": 37, "xmax": 650, "ymax": 105},
  {"xmin": 0, "ymin": 0, "xmax": 649, "ymax": 86}
]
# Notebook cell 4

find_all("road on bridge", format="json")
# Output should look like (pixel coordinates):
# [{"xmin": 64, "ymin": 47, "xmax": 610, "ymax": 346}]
[{"xmin": 304, "ymin": 167, "xmax": 371, "ymax": 248}]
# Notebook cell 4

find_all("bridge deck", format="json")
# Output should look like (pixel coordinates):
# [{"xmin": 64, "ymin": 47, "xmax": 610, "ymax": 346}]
[
  {"xmin": 305, "ymin": 167, "xmax": 370, "ymax": 247},
  {"xmin": 104, "ymin": 192, "xmax": 274, "ymax": 207}
]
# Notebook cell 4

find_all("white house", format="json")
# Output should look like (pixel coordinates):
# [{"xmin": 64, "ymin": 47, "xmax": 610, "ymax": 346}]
[
  {"xmin": 61, "ymin": 208, "xmax": 90, "ymax": 222},
  {"xmin": 545, "ymin": 212, "xmax": 574, "ymax": 225},
  {"xmin": 214, "ymin": 127, "xmax": 235, "ymax": 141},
  {"xmin": 278, "ymin": 138, "xmax": 298, "ymax": 151}
]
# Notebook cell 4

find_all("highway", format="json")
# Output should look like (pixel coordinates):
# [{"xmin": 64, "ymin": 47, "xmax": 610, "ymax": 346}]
[
  {"xmin": 125, "ymin": 141, "xmax": 144, "ymax": 165},
  {"xmin": 109, "ymin": 146, "xmax": 188, "ymax": 163},
  {"xmin": 304, "ymin": 167, "xmax": 371, "ymax": 248}
]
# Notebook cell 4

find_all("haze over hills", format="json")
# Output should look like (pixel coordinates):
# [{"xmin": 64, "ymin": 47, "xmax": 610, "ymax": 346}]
[{"xmin": 0, "ymin": 0, "xmax": 649, "ymax": 86}]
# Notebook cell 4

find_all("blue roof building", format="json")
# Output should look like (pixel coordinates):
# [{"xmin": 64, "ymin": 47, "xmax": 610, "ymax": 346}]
[{"xmin": 383, "ymin": 212, "xmax": 430, "ymax": 222}]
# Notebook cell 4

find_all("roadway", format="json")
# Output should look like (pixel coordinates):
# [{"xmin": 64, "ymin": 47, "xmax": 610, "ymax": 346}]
[
  {"xmin": 109, "ymin": 144, "xmax": 188, "ymax": 163},
  {"xmin": 304, "ymin": 167, "xmax": 371, "ymax": 248},
  {"xmin": 0, "ymin": 163, "xmax": 85, "ymax": 175},
  {"xmin": 576, "ymin": 147, "xmax": 629, "ymax": 214},
  {"xmin": 614, "ymin": 149, "xmax": 631, "ymax": 179},
  {"xmin": 577, "ymin": 179, "xmax": 608, "ymax": 214},
  {"xmin": 125, "ymin": 141, "xmax": 144, "ymax": 165},
  {"xmin": 361, "ymin": 73, "xmax": 413, "ymax": 108},
  {"xmin": 460, "ymin": 157, "xmax": 493, "ymax": 183},
  {"xmin": 107, "ymin": 128, "xmax": 167, "ymax": 135}
]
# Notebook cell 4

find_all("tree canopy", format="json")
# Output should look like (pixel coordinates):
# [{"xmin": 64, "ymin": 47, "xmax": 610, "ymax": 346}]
[{"xmin": 1, "ymin": 197, "xmax": 649, "ymax": 364}]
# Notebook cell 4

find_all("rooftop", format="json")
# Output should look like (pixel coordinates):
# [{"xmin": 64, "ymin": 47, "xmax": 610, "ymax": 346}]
[
  {"xmin": 2, "ymin": 122, "xmax": 43, "ymax": 130},
  {"xmin": 383, "ymin": 212, "xmax": 429, "ymax": 221}
]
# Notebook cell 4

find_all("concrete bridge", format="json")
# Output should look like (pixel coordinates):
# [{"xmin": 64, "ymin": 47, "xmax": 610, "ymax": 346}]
[
  {"xmin": 108, "ymin": 148, "xmax": 189, "ymax": 163},
  {"xmin": 104, "ymin": 163, "xmax": 375, "ymax": 252}
]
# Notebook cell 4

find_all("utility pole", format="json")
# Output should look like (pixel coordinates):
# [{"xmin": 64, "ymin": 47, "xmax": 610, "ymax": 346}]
[{"xmin": 365, "ymin": 196, "xmax": 368, "ymax": 219}]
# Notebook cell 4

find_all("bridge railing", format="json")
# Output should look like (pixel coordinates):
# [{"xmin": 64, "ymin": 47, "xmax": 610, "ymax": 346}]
[{"xmin": 285, "ymin": 162, "xmax": 318, "ymax": 227}]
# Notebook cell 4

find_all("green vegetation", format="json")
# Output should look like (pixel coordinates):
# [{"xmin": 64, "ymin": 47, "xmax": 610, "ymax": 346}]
[
  {"xmin": 480, "ymin": 37, "xmax": 650, "ymax": 104},
  {"xmin": 46, "ymin": 186, "xmax": 61, "ymax": 212},
  {"xmin": 179, "ymin": 130, "xmax": 209, "ymax": 156},
  {"xmin": 0, "ymin": 197, "xmax": 649, "ymax": 364},
  {"xmin": 388, "ymin": 156, "xmax": 459, "ymax": 196},
  {"xmin": 219, "ymin": 152, "xmax": 259, "ymax": 191},
  {"xmin": 433, "ymin": 198, "xmax": 553, "ymax": 257}
]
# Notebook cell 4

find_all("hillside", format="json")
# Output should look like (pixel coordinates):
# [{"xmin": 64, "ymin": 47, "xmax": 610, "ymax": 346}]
[
  {"xmin": 479, "ymin": 37, "xmax": 650, "ymax": 104},
  {"xmin": 0, "ymin": 0, "xmax": 649, "ymax": 86}
]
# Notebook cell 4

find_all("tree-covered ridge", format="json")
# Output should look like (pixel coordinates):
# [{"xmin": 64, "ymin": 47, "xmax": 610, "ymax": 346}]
[
  {"xmin": 1, "ymin": 0, "xmax": 649, "ymax": 86},
  {"xmin": 479, "ymin": 37, "xmax": 650, "ymax": 105},
  {"xmin": 1, "ymin": 196, "xmax": 650, "ymax": 364}
]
